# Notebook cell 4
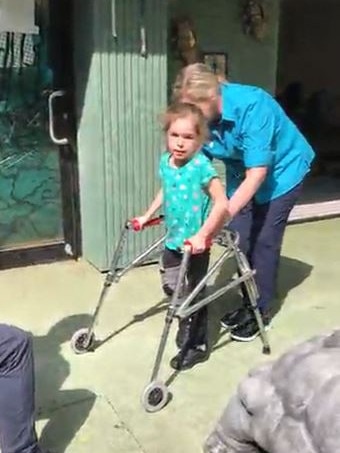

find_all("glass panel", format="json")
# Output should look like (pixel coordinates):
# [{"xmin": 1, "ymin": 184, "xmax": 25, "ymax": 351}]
[{"xmin": 0, "ymin": 2, "xmax": 63, "ymax": 250}]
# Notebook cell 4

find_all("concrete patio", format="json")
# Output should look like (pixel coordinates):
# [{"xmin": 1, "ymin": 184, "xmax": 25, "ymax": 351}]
[{"xmin": 1, "ymin": 218, "xmax": 340, "ymax": 453}]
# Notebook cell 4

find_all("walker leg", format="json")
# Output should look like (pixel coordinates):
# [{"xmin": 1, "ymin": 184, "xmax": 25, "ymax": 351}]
[
  {"xmin": 70, "ymin": 223, "xmax": 165, "ymax": 355},
  {"xmin": 141, "ymin": 249, "xmax": 191, "ymax": 412},
  {"xmin": 247, "ymin": 282, "xmax": 271, "ymax": 355},
  {"xmin": 235, "ymin": 248, "xmax": 271, "ymax": 355}
]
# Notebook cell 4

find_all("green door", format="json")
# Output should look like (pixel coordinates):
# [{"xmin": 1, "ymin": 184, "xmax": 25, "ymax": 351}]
[{"xmin": 0, "ymin": 0, "xmax": 80, "ymax": 268}]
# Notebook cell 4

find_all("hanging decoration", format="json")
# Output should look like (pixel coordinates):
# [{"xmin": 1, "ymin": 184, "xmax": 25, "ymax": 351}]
[
  {"xmin": 241, "ymin": 0, "xmax": 268, "ymax": 41},
  {"xmin": 139, "ymin": 0, "xmax": 147, "ymax": 57},
  {"xmin": 111, "ymin": 0, "xmax": 147, "ymax": 57},
  {"xmin": 170, "ymin": 15, "xmax": 202, "ymax": 66},
  {"xmin": 111, "ymin": 0, "xmax": 117, "ymax": 38}
]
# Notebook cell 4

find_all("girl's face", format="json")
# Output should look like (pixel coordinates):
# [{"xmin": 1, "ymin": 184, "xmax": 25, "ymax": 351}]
[{"xmin": 167, "ymin": 116, "xmax": 201, "ymax": 164}]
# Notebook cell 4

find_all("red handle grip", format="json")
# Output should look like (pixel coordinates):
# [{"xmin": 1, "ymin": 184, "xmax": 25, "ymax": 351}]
[
  {"xmin": 130, "ymin": 215, "xmax": 164, "ymax": 232},
  {"xmin": 144, "ymin": 215, "xmax": 164, "ymax": 228}
]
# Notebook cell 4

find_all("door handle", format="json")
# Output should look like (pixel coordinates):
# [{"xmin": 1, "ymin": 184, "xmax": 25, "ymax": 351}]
[{"xmin": 48, "ymin": 90, "xmax": 69, "ymax": 145}]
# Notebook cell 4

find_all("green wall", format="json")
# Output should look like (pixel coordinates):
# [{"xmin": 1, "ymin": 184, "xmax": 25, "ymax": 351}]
[
  {"xmin": 74, "ymin": 0, "xmax": 167, "ymax": 270},
  {"xmin": 169, "ymin": 0, "xmax": 280, "ymax": 94}
]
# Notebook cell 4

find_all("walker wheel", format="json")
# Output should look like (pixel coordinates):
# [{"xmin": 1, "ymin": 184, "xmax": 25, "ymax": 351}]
[
  {"xmin": 141, "ymin": 381, "xmax": 170, "ymax": 413},
  {"xmin": 70, "ymin": 328, "xmax": 95, "ymax": 354}
]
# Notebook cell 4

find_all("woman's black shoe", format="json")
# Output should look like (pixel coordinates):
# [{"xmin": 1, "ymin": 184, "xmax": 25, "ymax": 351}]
[{"xmin": 220, "ymin": 306, "xmax": 252, "ymax": 329}]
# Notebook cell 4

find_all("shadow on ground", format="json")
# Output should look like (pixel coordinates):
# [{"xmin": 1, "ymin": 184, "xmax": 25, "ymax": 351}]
[
  {"xmin": 33, "ymin": 314, "xmax": 96, "ymax": 453},
  {"xmin": 206, "ymin": 254, "xmax": 313, "ymax": 352},
  {"xmin": 92, "ymin": 252, "xmax": 313, "ymax": 380},
  {"xmin": 93, "ymin": 297, "xmax": 169, "ymax": 350}
]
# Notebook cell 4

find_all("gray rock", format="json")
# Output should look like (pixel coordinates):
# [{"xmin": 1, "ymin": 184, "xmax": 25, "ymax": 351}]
[{"xmin": 204, "ymin": 330, "xmax": 340, "ymax": 453}]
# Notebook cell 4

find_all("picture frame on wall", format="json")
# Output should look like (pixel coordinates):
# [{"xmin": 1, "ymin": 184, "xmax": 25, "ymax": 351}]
[{"xmin": 203, "ymin": 52, "xmax": 228, "ymax": 79}]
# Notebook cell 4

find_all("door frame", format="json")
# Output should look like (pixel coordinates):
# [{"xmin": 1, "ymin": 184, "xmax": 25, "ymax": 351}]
[{"xmin": 0, "ymin": 0, "xmax": 81, "ymax": 270}]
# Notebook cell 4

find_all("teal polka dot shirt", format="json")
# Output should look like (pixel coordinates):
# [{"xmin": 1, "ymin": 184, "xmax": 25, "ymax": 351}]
[{"xmin": 159, "ymin": 151, "xmax": 218, "ymax": 251}]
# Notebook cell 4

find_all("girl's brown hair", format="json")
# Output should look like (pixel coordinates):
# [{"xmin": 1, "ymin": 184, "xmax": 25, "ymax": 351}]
[{"xmin": 161, "ymin": 102, "xmax": 209, "ymax": 145}]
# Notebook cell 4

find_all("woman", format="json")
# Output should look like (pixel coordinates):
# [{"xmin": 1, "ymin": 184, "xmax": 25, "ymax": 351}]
[{"xmin": 172, "ymin": 63, "xmax": 315, "ymax": 342}]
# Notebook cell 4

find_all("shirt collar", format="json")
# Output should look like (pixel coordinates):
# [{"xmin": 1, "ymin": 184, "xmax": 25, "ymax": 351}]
[{"xmin": 220, "ymin": 82, "xmax": 236, "ymax": 123}]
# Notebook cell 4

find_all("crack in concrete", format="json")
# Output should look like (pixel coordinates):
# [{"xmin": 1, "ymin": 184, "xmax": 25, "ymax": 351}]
[
  {"xmin": 97, "ymin": 394, "xmax": 147, "ymax": 453},
  {"xmin": 38, "ymin": 393, "xmax": 147, "ymax": 452}
]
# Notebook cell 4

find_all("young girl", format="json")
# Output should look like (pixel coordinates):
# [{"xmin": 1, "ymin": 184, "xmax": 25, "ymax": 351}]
[{"xmin": 136, "ymin": 103, "xmax": 229, "ymax": 371}]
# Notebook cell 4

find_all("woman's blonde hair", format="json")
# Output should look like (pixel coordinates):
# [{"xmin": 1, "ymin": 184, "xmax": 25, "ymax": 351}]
[
  {"xmin": 161, "ymin": 102, "xmax": 209, "ymax": 145},
  {"xmin": 172, "ymin": 63, "xmax": 220, "ymax": 102}
]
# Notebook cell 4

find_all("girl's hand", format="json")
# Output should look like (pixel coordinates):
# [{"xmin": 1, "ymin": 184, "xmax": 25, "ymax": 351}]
[
  {"xmin": 186, "ymin": 233, "xmax": 210, "ymax": 254},
  {"xmin": 133, "ymin": 215, "xmax": 149, "ymax": 230}
]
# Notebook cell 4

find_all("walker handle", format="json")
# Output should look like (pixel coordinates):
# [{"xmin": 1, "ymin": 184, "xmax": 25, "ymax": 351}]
[
  {"xmin": 184, "ymin": 238, "xmax": 212, "ymax": 252},
  {"xmin": 130, "ymin": 215, "xmax": 164, "ymax": 232}
]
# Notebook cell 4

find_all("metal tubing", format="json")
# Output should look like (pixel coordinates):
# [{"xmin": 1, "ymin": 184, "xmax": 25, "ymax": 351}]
[
  {"xmin": 175, "ymin": 247, "xmax": 234, "ymax": 318},
  {"xmin": 85, "ymin": 225, "xmax": 165, "ymax": 340},
  {"xmin": 117, "ymin": 235, "xmax": 166, "ymax": 279},
  {"xmin": 150, "ymin": 249, "xmax": 191, "ymax": 382},
  {"xmin": 174, "ymin": 237, "xmax": 271, "ymax": 354},
  {"xmin": 177, "ymin": 270, "xmax": 255, "ymax": 319}
]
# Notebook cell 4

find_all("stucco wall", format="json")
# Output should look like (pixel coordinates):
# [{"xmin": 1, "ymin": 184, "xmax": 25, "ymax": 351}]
[{"xmin": 169, "ymin": 0, "xmax": 280, "ymax": 94}]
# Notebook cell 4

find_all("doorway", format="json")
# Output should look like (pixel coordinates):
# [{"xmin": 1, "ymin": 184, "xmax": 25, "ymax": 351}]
[
  {"xmin": 277, "ymin": 0, "xmax": 340, "ymax": 221},
  {"xmin": 0, "ymin": 0, "xmax": 80, "ymax": 268}
]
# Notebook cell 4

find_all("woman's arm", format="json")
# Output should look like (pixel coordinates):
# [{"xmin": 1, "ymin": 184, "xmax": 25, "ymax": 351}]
[
  {"xmin": 188, "ymin": 178, "xmax": 230, "ymax": 253},
  {"xmin": 227, "ymin": 95, "xmax": 273, "ymax": 217},
  {"xmin": 228, "ymin": 167, "xmax": 267, "ymax": 218}
]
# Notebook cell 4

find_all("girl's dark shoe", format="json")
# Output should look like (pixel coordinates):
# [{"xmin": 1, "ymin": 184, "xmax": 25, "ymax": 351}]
[{"xmin": 170, "ymin": 347, "xmax": 209, "ymax": 371}]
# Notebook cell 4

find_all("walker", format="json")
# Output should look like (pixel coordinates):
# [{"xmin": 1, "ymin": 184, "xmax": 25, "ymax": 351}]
[{"xmin": 70, "ymin": 216, "xmax": 271, "ymax": 412}]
